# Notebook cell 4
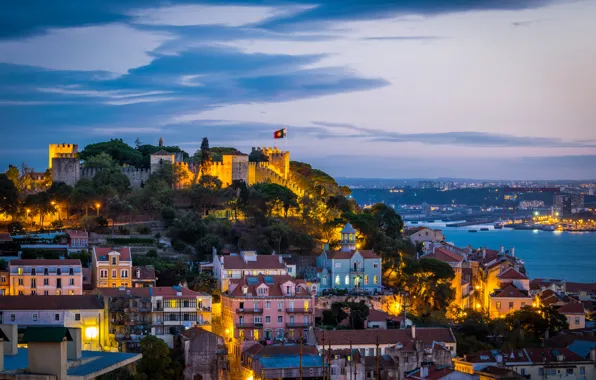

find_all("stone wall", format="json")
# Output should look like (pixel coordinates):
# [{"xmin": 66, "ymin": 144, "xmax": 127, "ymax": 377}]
[{"xmin": 51, "ymin": 157, "xmax": 80, "ymax": 186}]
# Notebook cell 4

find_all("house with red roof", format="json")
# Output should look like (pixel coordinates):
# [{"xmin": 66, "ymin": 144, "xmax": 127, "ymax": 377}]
[
  {"xmin": 8, "ymin": 259, "xmax": 83, "ymax": 295},
  {"xmin": 489, "ymin": 283, "xmax": 534, "ymax": 318},
  {"xmin": 316, "ymin": 223, "xmax": 382, "ymax": 294},
  {"xmin": 91, "ymin": 247, "xmax": 132, "ymax": 288},
  {"xmin": 212, "ymin": 250, "xmax": 289, "ymax": 292},
  {"xmin": 405, "ymin": 226, "xmax": 445, "ymax": 247},
  {"xmin": 557, "ymin": 302, "xmax": 586, "ymax": 330}
]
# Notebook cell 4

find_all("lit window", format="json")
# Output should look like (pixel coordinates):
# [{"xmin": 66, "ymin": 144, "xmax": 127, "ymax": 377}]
[
  {"xmin": 364, "ymin": 275, "xmax": 369, "ymax": 285},
  {"xmin": 496, "ymin": 302, "xmax": 501, "ymax": 310},
  {"xmin": 345, "ymin": 275, "xmax": 349, "ymax": 285},
  {"xmin": 33, "ymin": 314, "xmax": 37, "ymax": 322},
  {"xmin": 227, "ymin": 270, "xmax": 232, "ymax": 278},
  {"xmin": 17, "ymin": 268, "xmax": 23, "ymax": 275},
  {"xmin": 335, "ymin": 275, "xmax": 340, "ymax": 285},
  {"xmin": 253, "ymin": 330, "xmax": 259, "ymax": 340},
  {"xmin": 304, "ymin": 301, "xmax": 309, "ymax": 311},
  {"xmin": 322, "ymin": 276, "xmax": 327, "ymax": 285},
  {"xmin": 373, "ymin": 275, "xmax": 378, "ymax": 284}
]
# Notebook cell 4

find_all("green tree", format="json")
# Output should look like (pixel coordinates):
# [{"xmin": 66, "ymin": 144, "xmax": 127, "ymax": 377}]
[
  {"xmin": 72, "ymin": 179, "xmax": 97, "ymax": 215},
  {"xmin": 189, "ymin": 272, "xmax": 221, "ymax": 297},
  {"xmin": 0, "ymin": 173, "xmax": 18, "ymax": 216},
  {"xmin": 251, "ymin": 183, "xmax": 299, "ymax": 217},
  {"xmin": 370, "ymin": 203, "xmax": 404, "ymax": 239},
  {"xmin": 504, "ymin": 305, "xmax": 568, "ymax": 345},
  {"xmin": 6, "ymin": 164, "xmax": 34, "ymax": 196},
  {"xmin": 92, "ymin": 168, "xmax": 131, "ymax": 201},
  {"xmin": 190, "ymin": 175, "xmax": 224, "ymax": 216},
  {"xmin": 23, "ymin": 192, "xmax": 56, "ymax": 227},
  {"xmin": 168, "ymin": 211, "xmax": 205, "ymax": 245},
  {"xmin": 323, "ymin": 302, "xmax": 349, "ymax": 326},
  {"xmin": 195, "ymin": 233, "xmax": 222, "ymax": 261},
  {"xmin": 347, "ymin": 301, "xmax": 370, "ymax": 329},
  {"xmin": 199, "ymin": 137, "xmax": 212, "ymax": 176},
  {"xmin": 79, "ymin": 139, "xmax": 143, "ymax": 167},
  {"xmin": 136, "ymin": 335, "xmax": 175, "ymax": 380},
  {"xmin": 47, "ymin": 182, "xmax": 73, "ymax": 219},
  {"xmin": 69, "ymin": 249, "xmax": 91, "ymax": 267},
  {"xmin": 83, "ymin": 152, "xmax": 120, "ymax": 169},
  {"xmin": 161, "ymin": 207, "xmax": 177, "ymax": 228}
]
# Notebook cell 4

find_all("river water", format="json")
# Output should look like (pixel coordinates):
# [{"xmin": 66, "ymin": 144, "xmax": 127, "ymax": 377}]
[{"xmin": 411, "ymin": 222, "xmax": 596, "ymax": 282}]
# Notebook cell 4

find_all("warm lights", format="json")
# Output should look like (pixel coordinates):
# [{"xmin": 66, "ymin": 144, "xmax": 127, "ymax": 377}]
[{"xmin": 85, "ymin": 326, "xmax": 98, "ymax": 339}]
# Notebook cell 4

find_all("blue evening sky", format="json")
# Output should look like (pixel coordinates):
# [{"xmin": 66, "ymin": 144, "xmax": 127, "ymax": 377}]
[{"xmin": 1, "ymin": 0, "xmax": 595, "ymax": 179}]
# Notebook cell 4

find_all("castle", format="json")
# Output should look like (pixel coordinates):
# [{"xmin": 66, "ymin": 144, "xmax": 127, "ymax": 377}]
[{"xmin": 49, "ymin": 141, "xmax": 304, "ymax": 196}]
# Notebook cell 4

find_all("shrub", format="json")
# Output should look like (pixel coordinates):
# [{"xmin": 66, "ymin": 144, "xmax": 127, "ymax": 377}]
[
  {"xmin": 146, "ymin": 249, "xmax": 158, "ymax": 258},
  {"xmin": 136, "ymin": 225, "xmax": 151, "ymax": 235}
]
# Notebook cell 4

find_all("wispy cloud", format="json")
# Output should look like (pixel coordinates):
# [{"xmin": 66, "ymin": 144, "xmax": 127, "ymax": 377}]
[
  {"xmin": 103, "ymin": 97, "xmax": 178, "ymax": 106},
  {"xmin": 90, "ymin": 127, "xmax": 162, "ymax": 135},
  {"xmin": 37, "ymin": 87, "xmax": 172, "ymax": 99},
  {"xmin": 362, "ymin": 36, "xmax": 443, "ymax": 41}
]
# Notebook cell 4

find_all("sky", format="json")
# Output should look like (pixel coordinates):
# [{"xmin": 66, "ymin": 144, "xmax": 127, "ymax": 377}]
[{"xmin": 1, "ymin": 0, "xmax": 595, "ymax": 180}]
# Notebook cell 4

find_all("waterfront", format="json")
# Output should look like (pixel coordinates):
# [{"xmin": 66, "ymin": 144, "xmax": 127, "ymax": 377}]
[{"xmin": 414, "ymin": 222, "xmax": 596, "ymax": 283}]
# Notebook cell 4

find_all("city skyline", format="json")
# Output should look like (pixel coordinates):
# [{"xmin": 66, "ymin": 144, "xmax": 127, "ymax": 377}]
[{"xmin": 2, "ymin": 0, "xmax": 596, "ymax": 179}]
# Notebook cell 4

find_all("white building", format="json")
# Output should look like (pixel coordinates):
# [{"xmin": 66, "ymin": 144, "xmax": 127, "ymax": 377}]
[
  {"xmin": 0, "ymin": 295, "xmax": 105, "ymax": 351},
  {"xmin": 212, "ymin": 250, "xmax": 288, "ymax": 292}
]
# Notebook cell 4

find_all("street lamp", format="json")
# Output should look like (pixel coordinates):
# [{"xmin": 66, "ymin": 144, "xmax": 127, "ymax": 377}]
[{"xmin": 95, "ymin": 203, "xmax": 101, "ymax": 217}]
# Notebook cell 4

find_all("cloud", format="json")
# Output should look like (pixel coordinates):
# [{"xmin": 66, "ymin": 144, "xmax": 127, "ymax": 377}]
[
  {"xmin": 361, "ymin": 36, "xmax": 443, "ymax": 41},
  {"xmin": 178, "ymin": 74, "xmax": 204, "ymax": 87},
  {"xmin": 102, "ymin": 97, "xmax": 178, "ymax": 106},
  {"xmin": 37, "ymin": 87, "xmax": 172, "ymax": 99},
  {"xmin": 90, "ymin": 127, "xmax": 163, "ymax": 135},
  {"xmin": 0, "ymin": 24, "xmax": 172, "ymax": 73}
]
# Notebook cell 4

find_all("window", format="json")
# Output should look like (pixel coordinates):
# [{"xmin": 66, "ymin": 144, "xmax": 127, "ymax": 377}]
[
  {"xmin": 575, "ymin": 317, "xmax": 580, "ymax": 325},
  {"xmin": 44, "ymin": 268, "xmax": 48, "ymax": 275},
  {"xmin": 344, "ymin": 275, "xmax": 349, "ymax": 285},
  {"xmin": 56, "ymin": 290, "xmax": 61, "ymax": 295},
  {"xmin": 69, "ymin": 279, "xmax": 74, "ymax": 286},
  {"xmin": 322, "ymin": 276, "xmax": 327, "ymax": 285},
  {"xmin": 520, "ymin": 369, "xmax": 525, "ymax": 376},
  {"xmin": 509, "ymin": 302, "xmax": 514, "ymax": 309},
  {"xmin": 69, "ymin": 268, "xmax": 74, "ymax": 275},
  {"xmin": 278, "ymin": 316, "xmax": 283, "ymax": 323},
  {"xmin": 566, "ymin": 369, "xmax": 574, "ymax": 375},
  {"xmin": 340, "ymin": 367, "xmax": 346, "ymax": 375},
  {"xmin": 304, "ymin": 301, "xmax": 309, "ymax": 311},
  {"xmin": 112, "ymin": 283, "xmax": 116, "ymax": 287},
  {"xmin": 31, "ymin": 279, "xmax": 36, "ymax": 288},
  {"xmin": 286, "ymin": 286, "xmax": 291, "ymax": 294},
  {"xmin": 364, "ymin": 275, "xmax": 369, "ymax": 285},
  {"xmin": 57, "ymin": 268, "xmax": 61, "ymax": 275},
  {"xmin": 112, "ymin": 269, "xmax": 116, "ymax": 278},
  {"xmin": 18, "ymin": 278, "xmax": 24, "ymax": 286},
  {"xmin": 17, "ymin": 267, "xmax": 23, "ymax": 275},
  {"xmin": 44, "ymin": 278, "xmax": 49, "ymax": 285},
  {"xmin": 18, "ymin": 290, "xmax": 23, "ymax": 295},
  {"xmin": 56, "ymin": 279, "xmax": 61, "ymax": 288},
  {"xmin": 496, "ymin": 302, "xmax": 502, "ymax": 310},
  {"xmin": 278, "ymin": 301, "xmax": 283, "ymax": 311},
  {"xmin": 55, "ymin": 314, "xmax": 60, "ymax": 321},
  {"xmin": 239, "ymin": 330, "xmax": 244, "ymax": 339},
  {"xmin": 33, "ymin": 314, "xmax": 37, "ymax": 322},
  {"xmin": 373, "ymin": 263, "xmax": 379, "ymax": 268},
  {"xmin": 31, "ymin": 290, "xmax": 36, "ymax": 295},
  {"xmin": 11, "ymin": 314, "xmax": 15, "ymax": 322},
  {"xmin": 31, "ymin": 268, "xmax": 36, "ymax": 275},
  {"xmin": 253, "ymin": 330, "xmax": 259, "ymax": 340},
  {"xmin": 111, "ymin": 257, "xmax": 116, "ymax": 265},
  {"xmin": 100, "ymin": 270, "xmax": 107, "ymax": 279},
  {"xmin": 254, "ymin": 316, "xmax": 262, "ymax": 324},
  {"xmin": 44, "ymin": 291, "xmax": 48, "ymax": 295},
  {"xmin": 335, "ymin": 275, "xmax": 340, "ymax": 285},
  {"xmin": 266, "ymin": 301, "xmax": 270, "ymax": 309},
  {"xmin": 75, "ymin": 314, "xmax": 80, "ymax": 321},
  {"xmin": 121, "ymin": 270, "xmax": 128, "ymax": 278},
  {"xmin": 580, "ymin": 367, "xmax": 585, "ymax": 375},
  {"xmin": 265, "ymin": 316, "xmax": 271, "ymax": 323},
  {"xmin": 69, "ymin": 290, "xmax": 74, "ymax": 295},
  {"xmin": 331, "ymin": 367, "xmax": 337, "ymax": 375},
  {"xmin": 373, "ymin": 275, "xmax": 378, "ymax": 284}
]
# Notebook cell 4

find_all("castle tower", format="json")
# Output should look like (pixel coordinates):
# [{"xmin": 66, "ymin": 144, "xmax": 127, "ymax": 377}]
[
  {"xmin": 48, "ymin": 144, "xmax": 78, "ymax": 169},
  {"xmin": 339, "ymin": 223, "xmax": 357, "ymax": 252},
  {"xmin": 159, "ymin": 137, "xmax": 164, "ymax": 147},
  {"xmin": 150, "ymin": 150, "xmax": 175, "ymax": 174}
]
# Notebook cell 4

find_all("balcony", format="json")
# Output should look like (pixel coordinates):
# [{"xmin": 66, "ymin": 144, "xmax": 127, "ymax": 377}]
[
  {"xmin": 197, "ymin": 306, "xmax": 212, "ymax": 312},
  {"xmin": 236, "ymin": 308, "xmax": 263, "ymax": 314},
  {"xmin": 286, "ymin": 308, "xmax": 312, "ymax": 314},
  {"xmin": 285, "ymin": 323, "xmax": 310, "ymax": 328},
  {"xmin": 350, "ymin": 268, "xmax": 364, "ymax": 273},
  {"xmin": 235, "ymin": 323, "xmax": 263, "ymax": 328}
]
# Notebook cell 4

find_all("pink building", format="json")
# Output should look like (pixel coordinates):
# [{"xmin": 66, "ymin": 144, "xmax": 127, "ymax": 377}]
[
  {"xmin": 65, "ymin": 230, "xmax": 88, "ymax": 251},
  {"xmin": 8, "ymin": 259, "xmax": 83, "ymax": 295},
  {"xmin": 222, "ymin": 274, "xmax": 315, "ymax": 357}
]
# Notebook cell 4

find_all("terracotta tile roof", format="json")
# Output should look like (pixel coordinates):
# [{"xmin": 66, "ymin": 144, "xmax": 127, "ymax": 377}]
[
  {"xmin": 565, "ymin": 282, "xmax": 596, "ymax": 294},
  {"xmin": 367, "ymin": 309, "xmax": 391, "ymax": 322},
  {"xmin": 463, "ymin": 349, "xmax": 528, "ymax": 364},
  {"xmin": 421, "ymin": 248, "xmax": 463, "ymax": 263},
  {"xmin": 0, "ymin": 295, "xmax": 102, "ymax": 310},
  {"xmin": 524, "ymin": 347, "xmax": 585, "ymax": 362},
  {"xmin": 326, "ymin": 249, "xmax": 380, "ymax": 260},
  {"xmin": 315, "ymin": 327, "xmax": 455, "ymax": 347},
  {"xmin": 65, "ymin": 230, "xmax": 88, "ymax": 239},
  {"xmin": 492, "ymin": 284, "xmax": 531, "ymax": 298},
  {"xmin": 557, "ymin": 302, "xmax": 585, "ymax": 314},
  {"xmin": 10, "ymin": 259, "xmax": 81, "ymax": 266},
  {"xmin": 250, "ymin": 344, "xmax": 319, "ymax": 357},
  {"xmin": 497, "ymin": 267, "xmax": 528, "ymax": 280},
  {"xmin": 93, "ymin": 247, "xmax": 131, "ymax": 261},
  {"xmin": 132, "ymin": 265, "xmax": 156, "ymax": 281},
  {"xmin": 243, "ymin": 343, "xmax": 264, "ymax": 356},
  {"xmin": 222, "ymin": 254, "xmax": 286, "ymax": 270},
  {"xmin": 405, "ymin": 365, "xmax": 454, "ymax": 380},
  {"xmin": 227, "ymin": 274, "xmax": 308, "ymax": 297},
  {"xmin": 404, "ymin": 226, "xmax": 427, "ymax": 236},
  {"xmin": 180, "ymin": 326, "xmax": 216, "ymax": 339},
  {"xmin": 0, "ymin": 233, "xmax": 13, "ymax": 242},
  {"xmin": 539, "ymin": 289, "xmax": 562, "ymax": 306},
  {"xmin": 478, "ymin": 366, "xmax": 521, "ymax": 377},
  {"xmin": 95, "ymin": 286, "xmax": 207, "ymax": 298},
  {"xmin": 152, "ymin": 149, "xmax": 174, "ymax": 156}
]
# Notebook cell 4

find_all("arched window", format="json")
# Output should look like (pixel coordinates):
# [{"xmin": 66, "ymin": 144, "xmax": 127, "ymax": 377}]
[
  {"xmin": 364, "ymin": 275, "xmax": 369, "ymax": 285},
  {"xmin": 344, "ymin": 275, "xmax": 349, "ymax": 285},
  {"xmin": 335, "ymin": 275, "xmax": 340, "ymax": 285},
  {"xmin": 373, "ymin": 275, "xmax": 378, "ymax": 284},
  {"xmin": 322, "ymin": 276, "xmax": 327, "ymax": 285}
]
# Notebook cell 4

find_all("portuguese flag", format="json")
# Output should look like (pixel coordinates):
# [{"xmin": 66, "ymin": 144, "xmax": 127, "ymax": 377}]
[{"xmin": 273, "ymin": 128, "xmax": 287, "ymax": 139}]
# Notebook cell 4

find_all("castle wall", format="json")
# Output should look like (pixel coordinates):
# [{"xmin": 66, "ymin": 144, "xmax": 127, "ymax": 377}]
[
  {"xmin": 51, "ymin": 157, "xmax": 80, "ymax": 186},
  {"xmin": 122, "ymin": 167, "xmax": 151, "ymax": 188},
  {"xmin": 231, "ymin": 155, "xmax": 249, "ymax": 183},
  {"xmin": 150, "ymin": 154, "xmax": 175, "ymax": 174},
  {"xmin": 49, "ymin": 144, "xmax": 78, "ymax": 169},
  {"xmin": 249, "ymin": 163, "xmax": 305, "ymax": 197}
]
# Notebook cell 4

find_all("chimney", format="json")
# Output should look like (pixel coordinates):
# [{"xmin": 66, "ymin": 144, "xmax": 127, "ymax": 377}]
[
  {"xmin": 482, "ymin": 247, "xmax": 486, "ymax": 259},
  {"xmin": 0, "ymin": 324, "xmax": 18, "ymax": 356},
  {"xmin": 67, "ymin": 328, "xmax": 82, "ymax": 360},
  {"xmin": 136, "ymin": 268, "xmax": 141, "ymax": 279},
  {"xmin": 511, "ymin": 247, "xmax": 515, "ymax": 257},
  {"xmin": 220, "ymin": 255, "xmax": 224, "ymax": 264},
  {"xmin": 499, "ymin": 246, "xmax": 504, "ymax": 253},
  {"xmin": 279, "ymin": 255, "xmax": 283, "ymax": 264},
  {"xmin": 411, "ymin": 325, "xmax": 416, "ymax": 339}
]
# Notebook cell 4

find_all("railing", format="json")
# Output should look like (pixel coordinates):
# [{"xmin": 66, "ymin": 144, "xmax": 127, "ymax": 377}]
[
  {"xmin": 350, "ymin": 268, "xmax": 364, "ymax": 273},
  {"xmin": 236, "ymin": 308, "xmax": 263, "ymax": 314},
  {"xmin": 197, "ymin": 306, "xmax": 212, "ymax": 312},
  {"xmin": 235, "ymin": 323, "xmax": 263, "ymax": 328},
  {"xmin": 285, "ymin": 322, "xmax": 310, "ymax": 328},
  {"xmin": 286, "ymin": 308, "xmax": 311, "ymax": 313}
]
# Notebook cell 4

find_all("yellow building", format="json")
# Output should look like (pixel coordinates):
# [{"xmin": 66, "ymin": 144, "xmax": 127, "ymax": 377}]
[
  {"xmin": 48, "ymin": 143, "xmax": 78, "ymax": 168},
  {"xmin": 0, "ymin": 270, "xmax": 9, "ymax": 295},
  {"xmin": 92, "ymin": 247, "xmax": 133, "ymax": 288}
]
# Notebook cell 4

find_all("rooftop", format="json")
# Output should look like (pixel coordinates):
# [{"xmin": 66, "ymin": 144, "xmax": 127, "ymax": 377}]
[
  {"xmin": 93, "ymin": 247, "xmax": 131, "ymax": 262},
  {"xmin": 65, "ymin": 230, "xmax": 88, "ymax": 239},
  {"xmin": 259, "ymin": 355, "xmax": 324, "ymax": 369},
  {"xmin": 133, "ymin": 265, "xmax": 156, "ymax": 281},
  {"xmin": 222, "ymin": 254, "xmax": 286, "ymax": 270},
  {"xmin": 95, "ymin": 286, "xmax": 210, "ymax": 298},
  {"xmin": 405, "ymin": 365, "xmax": 454, "ymax": 380},
  {"xmin": 497, "ymin": 267, "xmax": 528, "ymax": 280},
  {"xmin": 315, "ymin": 327, "xmax": 455, "ymax": 347},
  {"xmin": 10, "ymin": 259, "xmax": 82, "ymax": 266},
  {"xmin": 227, "ymin": 274, "xmax": 308, "ymax": 297},
  {"xmin": 325, "ymin": 249, "xmax": 380, "ymax": 260},
  {"xmin": 421, "ymin": 248, "xmax": 464, "ymax": 264},
  {"xmin": 0, "ymin": 295, "xmax": 103, "ymax": 310},
  {"xmin": 557, "ymin": 302, "xmax": 585, "ymax": 314},
  {"xmin": 491, "ymin": 283, "xmax": 531, "ymax": 298}
]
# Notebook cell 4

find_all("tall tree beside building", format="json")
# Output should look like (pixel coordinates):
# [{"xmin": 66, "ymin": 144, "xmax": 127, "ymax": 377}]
[{"xmin": 0, "ymin": 173, "xmax": 18, "ymax": 216}]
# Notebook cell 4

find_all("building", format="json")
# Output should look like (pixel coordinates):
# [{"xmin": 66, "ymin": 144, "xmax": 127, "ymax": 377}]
[
  {"xmin": 92, "ymin": 247, "xmax": 133, "ymax": 288},
  {"xmin": 405, "ymin": 365, "xmax": 476, "ymax": 380},
  {"xmin": 213, "ymin": 250, "xmax": 288, "ymax": 292},
  {"xmin": 241, "ymin": 343, "xmax": 324, "ymax": 380},
  {"xmin": 131, "ymin": 265, "xmax": 157, "ymax": 287},
  {"xmin": 95, "ymin": 286, "xmax": 212, "ymax": 349},
  {"xmin": 0, "ymin": 325, "xmax": 141, "ymax": 380},
  {"xmin": 488, "ymin": 267, "xmax": 533, "ymax": 318},
  {"xmin": 557, "ymin": 303, "xmax": 586, "ymax": 330},
  {"xmin": 8, "ymin": 259, "xmax": 83, "ymax": 296},
  {"xmin": 222, "ymin": 274, "xmax": 315, "ymax": 357},
  {"xmin": 65, "ymin": 230, "xmax": 88, "ymax": 251},
  {"xmin": 0, "ymin": 270, "xmax": 9, "ymax": 295},
  {"xmin": 405, "ymin": 227, "xmax": 445, "ymax": 247},
  {"xmin": 454, "ymin": 347, "xmax": 596, "ymax": 380},
  {"xmin": 0, "ymin": 295, "xmax": 106, "ymax": 351},
  {"xmin": 179, "ymin": 327, "xmax": 229, "ymax": 380},
  {"xmin": 316, "ymin": 223, "xmax": 382, "ymax": 293}
]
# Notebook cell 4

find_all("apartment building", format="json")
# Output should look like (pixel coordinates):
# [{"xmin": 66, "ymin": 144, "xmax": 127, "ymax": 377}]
[
  {"xmin": 96, "ymin": 286, "xmax": 212, "ymax": 349},
  {"xmin": 0, "ymin": 270, "xmax": 9, "ymax": 295},
  {"xmin": 222, "ymin": 274, "xmax": 315, "ymax": 357},
  {"xmin": 92, "ymin": 247, "xmax": 133, "ymax": 288},
  {"xmin": 8, "ymin": 259, "xmax": 83, "ymax": 295},
  {"xmin": 0, "ymin": 295, "xmax": 105, "ymax": 351},
  {"xmin": 213, "ymin": 250, "xmax": 288, "ymax": 292}
]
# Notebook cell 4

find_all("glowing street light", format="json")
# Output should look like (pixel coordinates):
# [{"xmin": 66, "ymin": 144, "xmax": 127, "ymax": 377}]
[{"xmin": 95, "ymin": 202, "xmax": 101, "ymax": 216}]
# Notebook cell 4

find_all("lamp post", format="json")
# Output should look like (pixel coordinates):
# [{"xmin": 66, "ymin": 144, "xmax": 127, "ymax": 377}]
[
  {"xmin": 26, "ymin": 208, "xmax": 32, "ymax": 229},
  {"xmin": 51, "ymin": 200, "xmax": 60, "ymax": 222},
  {"xmin": 95, "ymin": 202, "xmax": 101, "ymax": 217}
]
